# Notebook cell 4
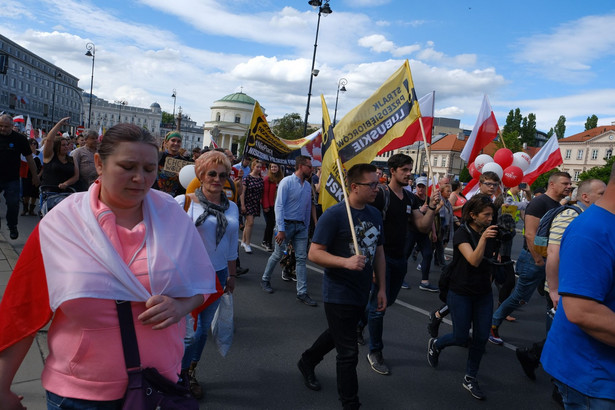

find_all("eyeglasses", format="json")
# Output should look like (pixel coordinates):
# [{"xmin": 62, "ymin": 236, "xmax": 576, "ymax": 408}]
[
  {"xmin": 355, "ymin": 181, "xmax": 379, "ymax": 189},
  {"xmin": 206, "ymin": 170, "xmax": 228, "ymax": 180},
  {"xmin": 481, "ymin": 182, "xmax": 498, "ymax": 188}
]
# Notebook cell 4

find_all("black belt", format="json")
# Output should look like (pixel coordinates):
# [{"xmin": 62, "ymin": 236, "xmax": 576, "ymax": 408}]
[{"xmin": 284, "ymin": 220, "xmax": 303, "ymax": 224}]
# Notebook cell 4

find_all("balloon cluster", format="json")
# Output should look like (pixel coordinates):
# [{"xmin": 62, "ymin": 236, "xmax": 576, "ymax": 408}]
[{"xmin": 468, "ymin": 149, "xmax": 531, "ymax": 188}]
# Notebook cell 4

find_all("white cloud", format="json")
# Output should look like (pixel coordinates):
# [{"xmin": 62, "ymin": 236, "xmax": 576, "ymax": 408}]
[
  {"xmin": 437, "ymin": 106, "xmax": 464, "ymax": 117},
  {"xmin": 515, "ymin": 12, "xmax": 615, "ymax": 82}
]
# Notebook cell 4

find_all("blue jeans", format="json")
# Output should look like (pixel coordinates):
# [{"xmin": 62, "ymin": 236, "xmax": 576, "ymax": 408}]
[
  {"xmin": 182, "ymin": 267, "xmax": 228, "ymax": 369},
  {"xmin": 0, "ymin": 179, "xmax": 20, "ymax": 228},
  {"xmin": 47, "ymin": 391, "xmax": 121, "ymax": 409},
  {"xmin": 435, "ymin": 290, "xmax": 493, "ymax": 379},
  {"xmin": 261, "ymin": 222, "xmax": 308, "ymax": 295},
  {"xmin": 492, "ymin": 249, "xmax": 545, "ymax": 327},
  {"xmin": 553, "ymin": 379, "xmax": 615, "ymax": 409},
  {"xmin": 405, "ymin": 230, "xmax": 433, "ymax": 281},
  {"xmin": 367, "ymin": 255, "xmax": 407, "ymax": 352},
  {"xmin": 302, "ymin": 303, "xmax": 364, "ymax": 410}
]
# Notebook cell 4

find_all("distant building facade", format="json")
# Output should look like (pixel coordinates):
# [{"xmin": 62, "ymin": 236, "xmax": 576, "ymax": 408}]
[
  {"xmin": 0, "ymin": 34, "xmax": 83, "ymax": 131},
  {"xmin": 203, "ymin": 92, "xmax": 259, "ymax": 155},
  {"xmin": 159, "ymin": 111, "xmax": 203, "ymax": 150},
  {"xmin": 84, "ymin": 95, "xmax": 162, "ymax": 137},
  {"xmin": 559, "ymin": 125, "xmax": 615, "ymax": 181}
]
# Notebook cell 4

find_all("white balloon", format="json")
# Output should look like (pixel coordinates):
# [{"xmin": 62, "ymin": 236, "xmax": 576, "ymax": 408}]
[
  {"xmin": 474, "ymin": 154, "xmax": 494, "ymax": 172},
  {"xmin": 179, "ymin": 164, "xmax": 196, "ymax": 189},
  {"xmin": 512, "ymin": 151, "xmax": 531, "ymax": 172},
  {"xmin": 481, "ymin": 162, "xmax": 503, "ymax": 179}
]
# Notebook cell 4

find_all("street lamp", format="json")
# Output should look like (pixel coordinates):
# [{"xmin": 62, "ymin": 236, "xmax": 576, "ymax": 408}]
[
  {"xmin": 114, "ymin": 100, "xmax": 127, "ymax": 124},
  {"xmin": 332, "ymin": 77, "xmax": 347, "ymax": 126},
  {"xmin": 85, "ymin": 42, "xmax": 96, "ymax": 128},
  {"xmin": 303, "ymin": 0, "xmax": 332, "ymax": 137},
  {"xmin": 171, "ymin": 89, "xmax": 177, "ymax": 127}
]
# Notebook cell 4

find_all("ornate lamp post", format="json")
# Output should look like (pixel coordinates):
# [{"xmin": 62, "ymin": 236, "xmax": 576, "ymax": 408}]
[
  {"xmin": 303, "ymin": 0, "xmax": 332, "ymax": 137},
  {"xmin": 171, "ymin": 89, "xmax": 177, "ymax": 127},
  {"xmin": 114, "ymin": 100, "xmax": 127, "ymax": 124},
  {"xmin": 85, "ymin": 42, "xmax": 96, "ymax": 128},
  {"xmin": 332, "ymin": 77, "xmax": 347, "ymax": 126}
]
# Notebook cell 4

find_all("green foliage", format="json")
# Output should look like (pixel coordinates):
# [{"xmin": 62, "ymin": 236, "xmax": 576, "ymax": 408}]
[
  {"xmin": 459, "ymin": 166, "xmax": 471, "ymax": 183},
  {"xmin": 584, "ymin": 114, "xmax": 598, "ymax": 130},
  {"xmin": 530, "ymin": 168, "xmax": 560, "ymax": 191},
  {"xmin": 502, "ymin": 108, "xmax": 538, "ymax": 146},
  {"xmin": 521, "ymin": 113, "xmax": 537, "ymax": 145},
  {"xmin": 498, "ymin": 130, "xmax": 523, "ymax": 152},
  {"xmin": 161, "ymin": 111, "xmax": 174, "ymax": 124},
  {"xmin": 271, "ymin": 113, "xmax": 317, "ymax": 140},
  {"xmin": 554, "ymin": 115, "xmax": 566, "ymax": 139},
  {"xmin": 546, "ymin": 128, "xmax": 554, "ymax": 138},
  {"xmin": 503, "ymin": 108, "xmax": 522, "ymax": 135},
  {"xmin": 579, "ymin": 156, "xmax": 615, "ymax": 184}
]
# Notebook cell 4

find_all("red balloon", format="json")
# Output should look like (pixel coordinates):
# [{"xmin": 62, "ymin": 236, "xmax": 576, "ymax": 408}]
[
  {"xmin": 468, "ymin": 162, "xmax": 481, "ymax": 179},
  {"xmin": 494, "ymin": 148, "xmax": 514, "ymax": 169},
  {"xmin": 502, "ymin": 165, "xmax": 523, "ymax": 187}
]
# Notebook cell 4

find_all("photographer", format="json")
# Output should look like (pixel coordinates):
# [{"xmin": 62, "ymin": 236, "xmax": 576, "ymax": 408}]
[{"xmin": 428, "ymin": 194, "xmax": 498, "ymax": 400}]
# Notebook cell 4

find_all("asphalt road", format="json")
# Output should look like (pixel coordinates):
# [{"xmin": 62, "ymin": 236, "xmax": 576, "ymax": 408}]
[{"xmin": 1, "ymin": 205, "xmax": 561, "ymax": 410}]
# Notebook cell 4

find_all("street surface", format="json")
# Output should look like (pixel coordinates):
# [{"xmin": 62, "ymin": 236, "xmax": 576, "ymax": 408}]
[{"xmin": 1, "ymin": 203, "xmax": 561, "ymax": 409}]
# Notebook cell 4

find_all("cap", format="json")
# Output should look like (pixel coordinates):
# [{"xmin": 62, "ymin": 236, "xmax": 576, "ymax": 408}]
[{"xmin": 416, "ymin": 176, "xmax": 428, "ymax": 186}]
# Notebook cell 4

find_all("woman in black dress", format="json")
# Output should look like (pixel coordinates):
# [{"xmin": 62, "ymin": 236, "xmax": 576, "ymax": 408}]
[{"xmin": 240, "ymin": 159, "xmax": 264, "ymax": 253}]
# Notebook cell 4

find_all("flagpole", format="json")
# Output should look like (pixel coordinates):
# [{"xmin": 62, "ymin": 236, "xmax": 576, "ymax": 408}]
[
  {"xmin": 498, "ymin": 130, "xmax": 507, "ymax": 149},
  {"xmin": 418, "ymin": 116, "xmax": 435, "ymax": 186},
  {"xmin": 335, "ymin": 157, "xmax": 360, "ymax": 255}
]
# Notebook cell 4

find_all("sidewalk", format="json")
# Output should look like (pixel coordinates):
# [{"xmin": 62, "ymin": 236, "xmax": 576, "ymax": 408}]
[{"xmin": 0, "ymin": 230, "xmax": 47, "ymax": 409}]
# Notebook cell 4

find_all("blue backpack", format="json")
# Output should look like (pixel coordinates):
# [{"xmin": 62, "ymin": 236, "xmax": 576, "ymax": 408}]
[{"xmin": 533, "ymin": 204, "xmax": 582, "ymax": 257}]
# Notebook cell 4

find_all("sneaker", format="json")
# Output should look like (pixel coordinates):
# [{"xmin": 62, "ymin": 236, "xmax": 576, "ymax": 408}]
[
  {"xmin": 291, "ymin": 270, "xmax": 297, "ymax": 282},
  {"xmin": 9, "ymin": 226, "xmax": 18, "ymax": 240},
  {"xmin": 282, "ymin": 270, "xmax": 293, "ymax": 281},
  {"xmin": 516, "ymin": 347, "xmax": 539, "ymax": 380},
  {"xmin": 297, "ymin": 358, "xmax": 321, "ymax": 391},
  {"xmin": 427, "ymin": 338, "xmax": 440, "ymax": 368},
  {"xmin": 427, "ymin": 311, "xmax": 442, "ymax": 338},
  {"xmin": 236, "ymin": 266, "xmax": 249, "ymax": 276},
  {"xmin": 357, "ymin": 326, "xmax": 365, "ymax": 346},
  {"xmin": 416, "ymin": 264, "xmax": 422, "ymax": 271},
  {"xmin": 401, "ymin": 281, "xmax": 410, "ymax": 289},
  {"xmin": 297, "ymin": 293, "xmax": 317, "ymax": 307},
  {"xmin": 419, "ymin": 283, "xmax": 439, "ymax": 292},
  {"xmin": 243, "ymin": 243, "xmax": 253, "ymax": 254},
  {"xmin": 261, "ymin": 241, "xmax": 273, "ymax": 252},
  {"xmin": 463, "ymin": 375, "xmax": 485, "ymax": 400},
  {"xmin": 367, "ymin": 351, "xmax": 390, "ymax": 375},
  {"xmin": 489, "ymin": 326, "xmax": 503, "ymax": 345},
  {"xmin": 261, "ymin": 281, "xmax": 274, "ymax": 294}
]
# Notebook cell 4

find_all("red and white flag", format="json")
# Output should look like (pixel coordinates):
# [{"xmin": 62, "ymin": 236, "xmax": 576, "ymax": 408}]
[
  {"xmin": 460, "ymin": 95, "xmax": 499, "ymax": 165},
  {"xmin": 462, "ymin": 178, "xmax": 480, "ymax": 199},
  {"xmin": 25, "ymin": 116, "xmax": 33, "ymax": 137},
  {"xmin": 522, "ymin": 135, "xmax": 563, "ymax": 186},
  {"xmin": 13, "ymin": 115, "xmax": 25, "ymax": 123},
  {"xmin": 378, "ymin": 91, "xmax": 434, "ymax": 155}
]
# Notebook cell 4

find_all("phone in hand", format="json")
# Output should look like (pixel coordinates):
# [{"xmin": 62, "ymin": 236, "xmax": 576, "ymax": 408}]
[{"xmin": 519, "ymin": 182, "xmax": 527, "ymax": 189}]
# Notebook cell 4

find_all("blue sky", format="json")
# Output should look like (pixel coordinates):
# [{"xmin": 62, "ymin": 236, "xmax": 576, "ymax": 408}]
[{"xmin": 2, "ymin": 0, "xmax": 614, "ymax": 137}]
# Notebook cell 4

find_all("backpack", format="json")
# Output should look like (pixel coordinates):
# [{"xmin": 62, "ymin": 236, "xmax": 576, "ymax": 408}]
[
  {"xmin": 533, "ymin": 204, "xmax": 582, "ymax": 258},
  {"xmin": 378, "ymin": 184, "xmax": 413, "ymax": 221}
]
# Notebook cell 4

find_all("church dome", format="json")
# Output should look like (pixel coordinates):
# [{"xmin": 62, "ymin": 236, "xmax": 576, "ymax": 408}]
[{"xmin": 217, "ymin": 92, "xmax": 256, "ymax": 106}]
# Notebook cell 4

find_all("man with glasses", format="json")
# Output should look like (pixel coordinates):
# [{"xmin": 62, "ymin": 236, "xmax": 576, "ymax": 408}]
[
  {"xmin": 298, "ymin": 163, "xmax": 385, "ymax": 409},
  {"xmin": 261, "ymin": 155, "xmax": 315, "ymax": 306},
  {"xmin": 0, "ymin": 114, "xmax": 40, "ymax": 239},
  {"xmin": 365, "ymin": 154, "xmax": 441, "ymax": 375}
]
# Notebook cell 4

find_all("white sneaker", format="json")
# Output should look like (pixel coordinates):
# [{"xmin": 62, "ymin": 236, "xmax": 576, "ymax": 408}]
[
  {"xmin": 417, "ymin": 264, "xmax": 422, "ymax": 271},
  {"xmin": 244, "ymin": 244, "xmax": 253, "ymax": 254}
]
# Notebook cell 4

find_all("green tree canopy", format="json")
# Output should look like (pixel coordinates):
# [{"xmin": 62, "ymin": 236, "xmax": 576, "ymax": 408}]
[
  {"xmin": 554, "ymin": 115, "xmax": 566, "ymax": 139},
  {"xmin": 458, "ymin": 166, "xmax": 471, "ymax": 183},
  {"xmin": 271, "ymin": 113, "xmax": 317, "ymax": 140},
  {"xmin": 161, "ymin": 111, "xmax": 174, "ymax": 124},
  {"xmin": 579, "ymin": 156, "xmax": 615, "ymax": 184},
  {"xmin": 530, "ymin": 168, "xmax": 560, "ymax": 191},
  {"xmin": 584, "ymin": 114, "xmax": 598, "ymax": 130}
]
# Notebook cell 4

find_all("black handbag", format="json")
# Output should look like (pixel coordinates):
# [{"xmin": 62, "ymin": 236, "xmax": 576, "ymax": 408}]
[{"xmin": 116, "ymin": 300, "xmax": 198, "ymax": 410}]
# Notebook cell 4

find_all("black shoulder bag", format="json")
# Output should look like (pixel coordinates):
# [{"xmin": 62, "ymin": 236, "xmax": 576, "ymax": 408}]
[{"xmin": 116, "ymin": 300, "xmax": 198, "ymax": 410}]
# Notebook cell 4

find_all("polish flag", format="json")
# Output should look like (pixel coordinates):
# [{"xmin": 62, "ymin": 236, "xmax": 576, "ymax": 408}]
[
  {"xmin": 462, "ymin": 178, "xmax": 480, "ymax": 199},
  {"xmin": 378, "ymin": 91, "xmax": 434, "ymax": 155},
  {"xmin": 460, "ymin": 95, "xmax": 499, "ymax": 164},
  {"xmin": 522, "ymin": 135, "xmax": 563, "ymax": 186},
  {"xmin": 13, "ymin": 115, "xmax": 25, "ymax": 123}
]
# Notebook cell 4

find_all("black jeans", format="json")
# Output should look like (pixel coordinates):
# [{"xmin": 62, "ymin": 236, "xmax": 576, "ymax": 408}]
[
  {"xmin": 262, "ymin": 208, "xmax": 275, "ymax": 245},
  {"xmin": 302, "ymin": 303, "xmax": 363, "ymax": 410}
]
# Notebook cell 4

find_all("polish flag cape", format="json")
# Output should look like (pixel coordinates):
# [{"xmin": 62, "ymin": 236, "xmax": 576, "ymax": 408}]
[
  {"xmin": 460, "ymin": 95, "xmax": 499, "ymax": 164},
  {"xmin": 522, "ymin": 135, "xmax": 563, "ymax": 186},
  {"xmin": 0, "ymin": 184, "xmax": 221, "ymax": 351}
]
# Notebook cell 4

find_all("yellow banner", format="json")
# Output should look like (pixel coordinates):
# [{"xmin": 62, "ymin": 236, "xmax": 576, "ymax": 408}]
[
  {"xmin": 319, "ymin": 95, "xmax": 347, "ymax": 211},
  {"xmin": 319, "ymin": 60, "xmax": 421, "ymax": 211}
]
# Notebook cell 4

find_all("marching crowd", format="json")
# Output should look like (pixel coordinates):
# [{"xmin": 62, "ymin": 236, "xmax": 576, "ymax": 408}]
[{"xmin": 0, "ymin": 116, "xmax": 614, "ymax": 409}]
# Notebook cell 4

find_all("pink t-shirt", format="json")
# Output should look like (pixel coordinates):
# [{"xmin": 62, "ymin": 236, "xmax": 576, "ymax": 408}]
[{"xmin": 41, "ymin": 189, "xmax": 186, "ymax": 401}]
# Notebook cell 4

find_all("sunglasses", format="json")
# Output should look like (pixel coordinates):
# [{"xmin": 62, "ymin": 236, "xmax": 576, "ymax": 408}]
[
  {"xmin": 355, "ymin": 181, "xmax": 379, "ymax": 189},
  {"xmin": 206, "ymin": 170, "xmax": 228, "ymax": 180}
]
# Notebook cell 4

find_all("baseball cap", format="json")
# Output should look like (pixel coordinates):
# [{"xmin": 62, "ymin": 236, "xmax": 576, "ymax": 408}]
[{"xmin": 416, "ymin": 176, "xmax": 428, "ymax": 186}]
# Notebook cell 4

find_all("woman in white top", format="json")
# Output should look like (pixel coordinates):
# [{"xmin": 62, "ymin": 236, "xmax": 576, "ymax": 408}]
[{"xmin": 175, "ymin": 150, "xmax": 239, "ymax": 399}]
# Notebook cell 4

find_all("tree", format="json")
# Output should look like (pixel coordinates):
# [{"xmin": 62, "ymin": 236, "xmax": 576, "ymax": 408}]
[
  {"xmin": 531, "ymin": 168, "xmax": 560, "ymax": 192},
  {"xmin": 496, "ymin": 130, "xmax": 522, "ymax": 152},
  {"xmin": 500, "ymin": 108, "xmax": 524, "ymax": 152},
  {"xmin": 584, "ymin": 114, "xmax": 598, "ymax": 130},
  {"xmin": 554, "ymin": 115, "xmax": 566, "ymax": 139},
  {"xmin": 271, "ymin": 113, "xmax": 317, "ymax": 140},
  {"xmin": 161, "ymin": 111, "xmax": 174, "ymax": 124},
  {"xmin": 521, "ymin": 113, "xmax": 537, "ymax": 145},
  {"xmin": 459, "ymin": 166, "xmax": 471, "ymax": 183},
  {"xmin": 579, "ymin": 156, "xmax": 615, "ymax": 184},
  {"xmin": 546, "ymin": 128, "xmax": 554, "ymax": 138}
]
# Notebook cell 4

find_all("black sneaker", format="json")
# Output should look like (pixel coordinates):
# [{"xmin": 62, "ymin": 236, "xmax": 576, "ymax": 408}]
[
  {"xmin": 9, "ymin": 226, "xmax": 18, "ymax": 240},
  {"xmin": 463, "ymin": 375, "xmax": 485, "ymax": 400},
  {"xmin": 516, "ymin": 347, "xmax": 539, "ymax": 380},
  {"xmin": 297, "ymin": 358, "xmax": 321, "ymax": 391},
  {"xmin": 261, "ymin": 281, "xmax": 274, "ymax": 294},
  {"xmin": 427, "ymin": 311, "xmax": 442, "ymax": 338},
  {"xmin": 427, "ymin": 338, "xmax": 440, "ymax": 368},
  {"xmin": 282, "ymin": 270, "xmax": 293, "ymax": 281},
  {"xmin": 236, "ymin": 266, "xmax": 249, "ymax": 276},
  {"xmin": 297, "ymin": 293, "xmax": 317, "ymax": 307},
  {"xmin": 367, "ymin": 351, "xmax": 390, "ymax": 375}
]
